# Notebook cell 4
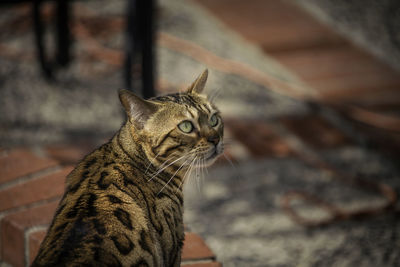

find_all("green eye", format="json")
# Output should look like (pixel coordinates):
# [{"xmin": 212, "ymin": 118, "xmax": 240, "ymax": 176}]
[
  {"xmin": 210, "ymin": 114, "xmax": 219, "ymax": 127},
  {"xmin": 178, "ymin": 121, "xmax": 194, "ymax": 133}
]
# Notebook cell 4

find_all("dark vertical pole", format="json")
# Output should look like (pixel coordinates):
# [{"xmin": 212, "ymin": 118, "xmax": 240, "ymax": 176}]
[
  {"xmin": 32, "ymin": 0, "xmax": 53, "ymax": 79},
  {"xmin": 124, "ymin": 0, "xmax": 156, "ymax": 98},
  {"xmin": 141, "ymin": 0, "xmax": 155, "ymax": 99},
  {"xmin": 56, "ymin": 0, "xmax": 70, "ymax": 67},
  {"xmin": 124, "ymin": 0, "xmax": 136, "ymax": 93}
]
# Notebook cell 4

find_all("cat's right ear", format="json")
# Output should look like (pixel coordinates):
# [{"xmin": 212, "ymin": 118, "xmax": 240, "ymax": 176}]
[
  {"xmin": 119, "ymin": 89, "xmax": 158, "ymax": 129},
  {"xmin": 187, "ymin": 69, "xmax": 208, "ymax": 94}
]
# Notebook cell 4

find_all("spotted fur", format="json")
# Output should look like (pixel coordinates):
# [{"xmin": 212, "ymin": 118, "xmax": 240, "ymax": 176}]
[{"xmin": 32, "ymin": 70, "xmax": 224, "ymax": 267}]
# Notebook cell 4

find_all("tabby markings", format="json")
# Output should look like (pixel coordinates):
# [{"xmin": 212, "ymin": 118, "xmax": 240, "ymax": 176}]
[
  {"xmin": 187, "ymin": 108, "xmax": 196, "ymax": 118},
  {"xmin": 113, "ymin": 166, "xmax": 132, "ymax": 188},
  {"xmin": 65, "ymin": 193, "xmax": 97, "ymax": 219},
  {"xmin": 117, "ymin": 133, "xmax": 137, "ymax": 163},
  {"xmin": 93, "ymin": 218, "xmax": 107, "ymax": 235},
  {"xmin": 46, "ymin": 203, "xmax": 67, "ymax": 231},
  {"xmin": 111, "ymin": 234, "xmax": 134, "ymax": 255},
  {"xmin": 69, "ymin": 170, "xmax": 90, "ymax": 193},
  {"xmin": 117, "ymin": 174, "xmax": 165, "ymax": 236},
  {"xmin": 138, "ymin": 230, "xmax": 152, "ymax": 254},
  {"xmin": 54, "ymin": 203, "xmax": 66, "ymax": 218},
  {"xmin": 66, "ymin": 195, "xmax": 84, "ymax": 218},
  {"xmin": 153, "ymin": 129, "xmax": 174, "ymax": 151},
  {"xmin": 103, "ymin": 161, "xmax": 115, "ymax": 167},
  {"xmin": 97, "ymin": 171, "xmax": 110, "ymax": 189},
  {"xmin": 55, "ymin": 218, "xmax": 89, "ymax": 263},
  {"xmin": 202, "ymin": 103, "xmax": 211, "ymax": 113},
  {"xmin": 86, "ymin": 234, "xmax": 103, "ymax": 245},
  {"xmin": 85, "ymin": 157, "xmax": 97, "ymax": 169},
  {"xmin": 87, "ymin": 193, "xmax": 98, "ymax": 217},
  {"xmin": 93, "ymin": 247, "xmax": 122, "ymax": 266},
  {"xmin": 132, "ymin": 258, "xmax": 150, "ymax": 267},
  {"xmin": 54, "ymin": 222, "xmax": 69, "ymax": 234},
  {"xmin": 113, "ymin": 208, "xmax": 134, "ymax": 230},
  {"xmin": 161, "ymin": 143, "xmax": 185, "ymax": 158},
  {"xmin": 158, "ymin": 189, "xmax": 183, "ymax": 206},
  {"xmin": 108, "ymin": 194, "xmax": 123, "ymax": 204}
]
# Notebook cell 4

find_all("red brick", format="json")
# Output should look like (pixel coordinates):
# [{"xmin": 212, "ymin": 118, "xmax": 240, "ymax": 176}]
[
  {"xmin": 308, "ymin": 74, "xmax": 400, "ymax": 97},
  {"xmin": 28, "ymin": 229, "xmax": 47, "ymax": 265},
  {"xmin": 0, "ymin": 199, "xmax": 59, "ymax": 267},
  {"xmin": 45, "ymin": 144, "xmax": 94, "ymax": 165},
  {"xmin": 0, "ymin": 148, "xmax": 59, "ymax": 185},
  {"xmin": 226, "ymin": 120, "xmax": 294, "ymax": 158},
  {"xmin": 196, "ymin": 0, "xmax": 343, "ymax": 51},
  {"xmin": 321, "ymin": 86, "xmax": 400, "ymax": 106},
  {"xmin": 182, "ymin": 262, "xmax": 222, "ymax": 267},
  {"xmin": 182, "ymin": 232, "xmax": 215, "ymax": 261},
  {"xmin": 270, "ymin": 44, "xmax": 393, "ymax": 80},
  {"xmin": 270, "ymin": 44, "xmax": 400, "ymax": 105},
  {"xmin": 0, "ymin": 166, "xmax": 72, "ymax": 212}
]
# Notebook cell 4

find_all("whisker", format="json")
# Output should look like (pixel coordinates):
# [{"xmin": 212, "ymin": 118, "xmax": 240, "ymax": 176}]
[
  {"xmin": 176, "ymin": 156, "xmax": 197, "ymax": 192},
  {"xmin": 222, "ymin": 139, "xmax": 236, "ymax": 146},
  {"xmin": 148, "ymin": 153, "xmax": 190, "ymax": 182},
  {"xmin": 186, "ymin": 156, "xmax": 197, "ymax": 184},
  {"xmin": 158, "ymin": 156, "xmax": 191, "ymax": 195},
  {"xmin": 148, "ymin": 148, "xmax": 200, "ymax": 182},
  {"xmin": 223, "ymin": 152, "xmax": 242, "ymax": 180},
  {"xmin": 208, "ymin": 88, "xmax": 223, "ymax": 104},
  {"xmin": 203, "ymin": 156, "xmax": 209, "ymax": 176},
  {"xmin": 195, "ymin": 158, "xmax": 202, "ymax": 193},
  {"xmin": 199, "ymin": 157, "xmax": 203, "ymax": 183},
  {"xmin": 145, "ymin": 150, "xmax": 168, "ymax": 175},
  {"xmin": 150, "ymin": 151, "xmax": 178, "ymax": 174},
  {"xmin": 200, "ymin": 157, "xmax": 206, "ymax": 191},
  {"xmin": 201, "ymin": 156, "xmax": 205, "ymax": 178}
]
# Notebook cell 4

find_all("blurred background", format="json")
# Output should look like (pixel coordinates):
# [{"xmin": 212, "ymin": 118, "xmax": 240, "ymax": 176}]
[{"xmin": 0, "ymin": 0, "xmax": 400, "ymax": 266}]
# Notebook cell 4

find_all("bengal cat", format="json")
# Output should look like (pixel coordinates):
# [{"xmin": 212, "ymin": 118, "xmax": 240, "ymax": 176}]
[{"xmin": 32, "ymin": 69, "xmax": 224, "ymax": 267}]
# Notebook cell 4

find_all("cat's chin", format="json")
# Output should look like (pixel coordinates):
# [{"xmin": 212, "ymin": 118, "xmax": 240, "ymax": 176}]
[
  {"xmin": 203, "ymin": 156, "xmax": 219, "ymax": 167},
  {"xmin": 201, "ymin": 149, "xmax": 222, "ymax": 167}
]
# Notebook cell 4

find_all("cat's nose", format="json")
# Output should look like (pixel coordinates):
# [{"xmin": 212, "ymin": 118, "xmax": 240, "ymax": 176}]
[{"xmin": 207, "ymin": 136, "xmax": 219, "ymax": 146}]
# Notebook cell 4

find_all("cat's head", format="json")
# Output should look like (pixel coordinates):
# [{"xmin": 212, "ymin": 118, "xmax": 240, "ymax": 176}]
[{"xmin": 119, "ymin": 69, "xmax": 223, "ymax": 168}]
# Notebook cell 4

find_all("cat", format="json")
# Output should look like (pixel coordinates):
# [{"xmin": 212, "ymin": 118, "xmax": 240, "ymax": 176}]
[{"xmin": 31, "ymin": 69, "xmax": 224, "ymax": 267}]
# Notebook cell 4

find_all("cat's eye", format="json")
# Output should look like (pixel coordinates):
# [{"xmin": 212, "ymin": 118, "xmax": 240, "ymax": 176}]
[
  {"xmin": 209, "ymin": 114, "xmax": 219, "ymax": 127},
  {"xmin": 178, "ymin": 121, "xmax": 194, "ymax": 133}
]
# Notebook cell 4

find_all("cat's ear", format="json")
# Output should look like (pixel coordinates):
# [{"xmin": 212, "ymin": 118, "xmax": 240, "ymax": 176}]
[
  {"xmin": 119, "ymin": 89, "xmax": 158, "ymax": 129},
  {"xmin": 187, "ymin": 69, "xmax": 208, "ymax": 94}
]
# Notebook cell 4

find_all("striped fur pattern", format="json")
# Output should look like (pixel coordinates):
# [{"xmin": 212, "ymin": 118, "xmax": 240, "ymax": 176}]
[{"xmin": 32, "ymin": 70, "xmax": 224, "ymax": 267}]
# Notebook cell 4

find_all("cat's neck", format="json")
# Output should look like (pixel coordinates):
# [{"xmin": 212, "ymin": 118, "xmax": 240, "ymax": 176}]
[
  {"xmin": 111, "ymin": 122, "xmax": 187, "ymax": 194},
  {"xmin": 114, "ymin": 123, "xmax": 143, "ymax": 161}
]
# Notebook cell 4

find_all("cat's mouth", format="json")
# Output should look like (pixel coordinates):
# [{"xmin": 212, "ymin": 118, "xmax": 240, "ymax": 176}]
[
  {"xmin": 202, "ymin": 143, "xmax": 223, "ymax": 165},
  {"xmin": 205, "ymin": 149, "xmax": 219, "ymax": 161},
  {"xmin": 187, "ymin": 143, "xmax": 223, "ymax": 168}
]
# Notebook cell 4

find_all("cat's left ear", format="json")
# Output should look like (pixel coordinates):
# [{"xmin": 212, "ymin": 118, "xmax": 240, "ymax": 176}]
[
  {"xmin": 119, "ymin": 89, "xmax": 158, "ymax": 129},
  {"xmin": 187, "ymin": 69, "xmax": 208, "ymax": 94}
]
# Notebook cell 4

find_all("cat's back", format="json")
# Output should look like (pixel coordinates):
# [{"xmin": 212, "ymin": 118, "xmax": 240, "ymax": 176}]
[{"xmin": 32, "ymin": 142, "xmax": 163, "ymax": 266}]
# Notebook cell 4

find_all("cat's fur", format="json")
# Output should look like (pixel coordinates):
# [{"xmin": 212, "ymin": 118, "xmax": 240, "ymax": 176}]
[{"xmin": 32, "ymin": 70, "xmax": 223, "ymax": 267}]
